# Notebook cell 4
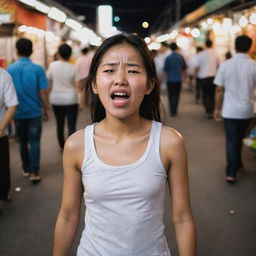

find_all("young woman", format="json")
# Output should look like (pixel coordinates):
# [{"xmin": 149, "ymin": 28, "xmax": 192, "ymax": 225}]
[{"xmin": 53, "ymin": 34, "xmax": 196, "ymax": 256}]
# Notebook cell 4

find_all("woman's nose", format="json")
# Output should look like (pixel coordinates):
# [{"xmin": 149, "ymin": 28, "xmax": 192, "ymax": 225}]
[{"xmin": 114, "ymin": 70, "xmax": 127, "ymax": 86}]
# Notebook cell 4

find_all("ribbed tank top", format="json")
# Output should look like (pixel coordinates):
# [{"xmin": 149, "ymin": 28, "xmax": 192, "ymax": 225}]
[{"xmin": 77, "ymin": 121, "xmax": 171, "ymax": 256}]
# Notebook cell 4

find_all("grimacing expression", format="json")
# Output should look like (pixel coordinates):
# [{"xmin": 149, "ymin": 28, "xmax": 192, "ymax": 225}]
[{"xmin": 92, "ymin": 43, "xmax": 154, "ymax": 120}]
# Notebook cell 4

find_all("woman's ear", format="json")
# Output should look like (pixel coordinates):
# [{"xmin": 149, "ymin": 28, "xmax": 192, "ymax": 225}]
[
  {"xmin": 145, "ymin": 80, "xmax": 154, "ymax": 95},
  {"xmin": 92, "ymin": 82, "xmax": 98, "ymax": 94}
]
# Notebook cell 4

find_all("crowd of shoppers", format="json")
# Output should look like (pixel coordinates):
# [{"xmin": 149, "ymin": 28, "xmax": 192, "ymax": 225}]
[
  {"xmin": 151, "ymin": 35, "xmax": 255, "ymax": 184},
  {"xmin": 0, "ymin": 32, "xmax": 255, "ymax": 256},
  {"xmin": 0, "ymin": 38, "xmax": 94, "ymax": 199}
]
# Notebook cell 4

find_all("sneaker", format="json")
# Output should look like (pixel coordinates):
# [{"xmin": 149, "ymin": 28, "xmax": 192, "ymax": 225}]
[
  {"xmin": 22, "ymin": 171, "xmax": 30, "ymax": 177},
  {"xmin": 29, "ymin": 174, "xmax": 41, "ymax": 184}
]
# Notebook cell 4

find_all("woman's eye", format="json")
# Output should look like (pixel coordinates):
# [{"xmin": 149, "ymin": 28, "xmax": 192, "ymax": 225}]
[
  {"xmin": 128, "ymin": 70, "xmax": 139, "ymax": 74},
  {"xmin": 103, "ymin": 69, "xmax": 114, "ymax": 73}
]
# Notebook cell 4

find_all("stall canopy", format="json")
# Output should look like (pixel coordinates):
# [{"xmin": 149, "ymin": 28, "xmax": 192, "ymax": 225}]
[{"xmin": 183, "ymin": 0, "xmax": 234, "ymax": 24}]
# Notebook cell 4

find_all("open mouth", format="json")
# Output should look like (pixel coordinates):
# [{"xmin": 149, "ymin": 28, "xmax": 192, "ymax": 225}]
[{"xmin": 111, "ymin": 92, "xmax": 130, "ymax": 100}]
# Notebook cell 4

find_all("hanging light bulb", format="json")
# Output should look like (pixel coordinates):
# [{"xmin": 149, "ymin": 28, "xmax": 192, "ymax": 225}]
[
  {"xmin": 239, "ymin": 16, "xmax": 248, "ymax": 27},
  {"xmin": 249, "ymin": 13, "xmax": 256, "ymax": 24}
]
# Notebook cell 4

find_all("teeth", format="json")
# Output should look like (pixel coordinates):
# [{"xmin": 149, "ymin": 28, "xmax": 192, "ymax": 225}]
[{"xmin": 114, "ymin": 92, "xmax": 127, "ymax": 96}]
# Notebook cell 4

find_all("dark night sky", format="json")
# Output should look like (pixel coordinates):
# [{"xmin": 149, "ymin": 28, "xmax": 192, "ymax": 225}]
[{"xmin": 53, "ymin": 0, "xmax": 207, "ymax": 37}]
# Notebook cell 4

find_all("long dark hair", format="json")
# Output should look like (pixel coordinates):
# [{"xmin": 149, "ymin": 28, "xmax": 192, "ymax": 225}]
[{"xmin": 85, "ymin": 33, "xmax": 162, "ymax": 123}]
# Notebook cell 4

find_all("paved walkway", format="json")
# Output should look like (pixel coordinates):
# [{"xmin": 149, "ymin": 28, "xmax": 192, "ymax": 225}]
[{"xmin": 1, "ymin": 88, "xmax": 255, "ymax": 256}]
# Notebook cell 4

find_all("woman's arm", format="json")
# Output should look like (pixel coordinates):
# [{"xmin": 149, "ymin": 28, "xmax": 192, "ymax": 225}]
[
  {"xmin": 162, "ymin": 127, "xmax": 197, "ymax": 256},
  {"xmin": 53, "ymin": 131, "xmax": 84, "ymax": 256}
]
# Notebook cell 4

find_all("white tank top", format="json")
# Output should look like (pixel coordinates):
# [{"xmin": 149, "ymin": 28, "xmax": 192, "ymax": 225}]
[{"xmin": 77, "ymin": 121, "xmax": 171, "ymax": 256}]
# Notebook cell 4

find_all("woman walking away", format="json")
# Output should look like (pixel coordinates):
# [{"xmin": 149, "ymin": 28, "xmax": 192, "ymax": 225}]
[
  {"xmin": 47, "ymin": 43, "xmax": 80, "ymax": 152},
  {"xmin": 53, "ymin": 34, "xmax": 197, "ymax": 256}
]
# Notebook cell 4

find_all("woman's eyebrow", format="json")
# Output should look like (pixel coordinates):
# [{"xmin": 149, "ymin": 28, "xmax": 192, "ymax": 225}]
[
  {"xmin": 101, "ymin": 62, "xmax": 141, "ymax": 68},
  {"xmin": 101, "ymin": 62, "xmax": 118, "ymax": 67},
  {"xmin": 127, "ymin": 63, "xmax": 141, "ymax": 68}
]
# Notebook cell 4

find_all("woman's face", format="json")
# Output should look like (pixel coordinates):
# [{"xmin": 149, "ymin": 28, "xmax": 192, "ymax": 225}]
[{"xmin": 93, "ymin": 43, "xmax": 153, "ymax": 120}]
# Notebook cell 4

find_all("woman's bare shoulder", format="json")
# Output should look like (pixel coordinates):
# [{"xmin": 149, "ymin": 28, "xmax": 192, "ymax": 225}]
[
  {"xmin": 63, "ymin": 129, "xmax": 85, "ymax": 167},
  {"xmin": 65, "ymin": 129, "xmax": 85, "ymax": 151},
  {"xmin": 160, "ymin": 125, "xmax": 187, "ymax": 168},
  {"xmin": 161, "ymin": 125, "xmax": 185, "ymax": 147}
]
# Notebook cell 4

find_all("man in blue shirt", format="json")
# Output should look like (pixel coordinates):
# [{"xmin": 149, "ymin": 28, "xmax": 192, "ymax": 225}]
[
  {"xmin": 164, "ymin": 42, "xmax": 187, "ymax": 116},
  {"xmin": 7, "ymin": 38, "xmax": 49, "ymax": 183}
]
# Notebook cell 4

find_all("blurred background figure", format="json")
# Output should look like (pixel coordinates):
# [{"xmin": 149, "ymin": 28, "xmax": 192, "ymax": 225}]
[
  {"xmin": 225, "ymin": 51, "xmax": 232, "ymax": 60},
  {"xmin": 194, "ymin": 40, "xmax": 219, "ymax": 118},
  {"xmin": 214, "ymin": 35, "xmax": 256, "ymax": 183},
  {"xmin": 164, "ymin": 42, "xmax": 187, "ymax": 116},
  {"xmin": 75, "ymin": 45, "xmax": 96, "ymax": 107},
  {"xmin": 154, "ymin": 42, "xmax": 170, "ymax": 93},
  {"xmin": 150, "ymin": 49, "xmax": 158, "ymax": 59},
  {"xmin": 47, "ymin": 43, "xmax": 80, "ymax": 152},
  {"xmin": 187, "ymin": 46, "xmax": 203, "ymax": 102},
  {"xmin": 7, "ymin": 38, "xmax": 49, "ymax": 183},
  {"xmin": 0, "ymin": 68, "xmax": 18, "ymax": 201}
]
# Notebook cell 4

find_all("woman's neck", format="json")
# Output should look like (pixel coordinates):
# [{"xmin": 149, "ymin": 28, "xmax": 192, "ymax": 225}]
[{"xmin": 98, "ymin": 116, "xmax": 149, "ymax": 138}]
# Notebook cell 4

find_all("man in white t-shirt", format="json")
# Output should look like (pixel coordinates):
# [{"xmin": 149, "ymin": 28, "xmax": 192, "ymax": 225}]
[
  {"xmin": 0, "ymin": 68, "xmax": 18, "ymax": 201},
  {"xmin": 194, "ymin": 40, "xmax": 219, "ymax": 118},
  {"xmin": 214, "ymin": 35, "xmax": 256, "ymax": 183}
]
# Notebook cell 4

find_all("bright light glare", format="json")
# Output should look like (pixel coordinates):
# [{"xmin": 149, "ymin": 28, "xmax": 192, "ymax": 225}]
[
  {"xmin": 231, "ymin": 25, "xmax": 242, "ymax": 34},
  {"xmin": 169, "ymin": 30, "xmax": 178, "ymax": 39},
  {"xmin": 148, "ymin": 42, "xmax": 161, "ymax": 51},
  {"xmin": 191, "ymin": 28, "xmax": 200, "ymax": 38},
  {"xmin": 184, "ymin": 27, "xmax": 191, "ymax": 34},
  {"xmin": 45, "ymin": 31, "xmax": 59, "ymax": 41},
  {"xmin": 177, "ymin": 36, "xmax": 189, "ymax": 49},
  {"xmin": 98, "ymin": 5, "xmax": 113, "ymax": 37},
  {"xmin": 35, "ymin": 1, "xmax": 50, "ymax": 14},
  {"xmin": 222, "ymin": 18, "xmax": 232, "ymax": 31},
  {"xmin": 144, "ymin": 37, "xmax": 151, "ymax": 44},
  {"xmin": 201, "ymin": 21, "xmax": 208, "ymax": 29},
  {"xmin": 212, "ymin": 22, "xmax": 222, "ymax": 33},
  {"xmin": 48, "ymin": 7, "xmax": 67, "ymax": 23},
  {"xmin": 142, "ymin": 22, "xmax": 149, "ymax": 28},
  {"xmin": 249, "ymin": 13, "xmax": 256, "ymax": 24},
  {"xmin": 207, "ymin": 18, "xmax": 213, "ymax": 24},
  {"xmin": 79, "ymin": 27, "xmax": 102, "ymax": 46},
  {"xmin": 239, "ymin": 16, "xmax": 248, "ymax": 27},
  {"xmin": 156, "ymin": 34, "xmax": 170, "ymax": 42},
  {"xmin": 19, "ymin": 0, "xmax": 36, "ymax": 7},
  {"xmin": 65, "ymin": 18, "xmax": 82, "ymax": 31},
  {"xmin": 18, "ymin": 25, "xmax": 45, "ymax": 37}
]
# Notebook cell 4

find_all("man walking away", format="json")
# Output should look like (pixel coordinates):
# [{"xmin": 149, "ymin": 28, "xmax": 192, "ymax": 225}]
[
  {"xmin": 7, "ymin": 38, "xmax": 49, "ymax": 183},
  {"xmin": 214, "ymin": 35, "xmax": 256, "ymax": 183}
]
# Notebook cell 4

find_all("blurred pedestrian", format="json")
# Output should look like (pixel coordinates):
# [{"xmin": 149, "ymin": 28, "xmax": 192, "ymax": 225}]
[
  {"xmin": 75, "ymin": 45, "xmax": 96, "ymax": 107},
  {"xmin": 7, "ymin": 38, "xmax": 49, "ymax": 183},
  {"xmin": 225, "ymin": 51, "xmax": 232, "ymax": 60},
  {"xmin": 187, "ymin": 46, "xmax": 203, "ymax": 102},
  {"xmin": 47, "ymin": 43, "xmax": 80, "ymax": 152},
  {"xmin": 53, "ymin": 34, "xmax": 196, "ymax": 256},
  {"xmin": 0, "ymin": 68, "xmax": 18, "ymax": 201},
  {"xmin": 154, "ymin": 42, "xmax": 170, "ymax": 92},
  {"xmin": 164, "ymin": 42, "xmax": 187, "ymax": 116},
  {"xmin": 194, "ymin": 40, "xmax": 219, "ymax": 118},
  {"xmin": 214, "ymin": 35, "xmax": 256, "ymax": 183}
]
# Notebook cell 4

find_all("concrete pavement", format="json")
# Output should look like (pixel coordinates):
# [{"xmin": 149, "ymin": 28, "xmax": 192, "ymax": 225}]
[{"xmin": 0, "ymin": 88, "xmax": 255, "ymax": 256}]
